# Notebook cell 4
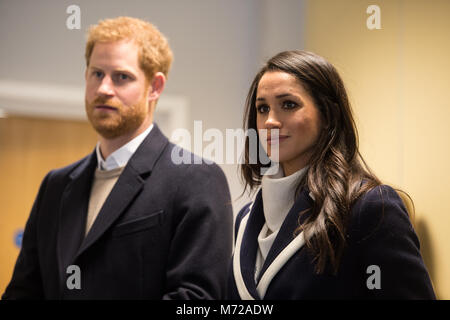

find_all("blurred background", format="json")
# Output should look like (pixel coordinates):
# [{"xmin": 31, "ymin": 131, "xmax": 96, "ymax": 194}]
[{"xmin": 0, "ymin": 0, "xmax": 449, "ymax": 299}]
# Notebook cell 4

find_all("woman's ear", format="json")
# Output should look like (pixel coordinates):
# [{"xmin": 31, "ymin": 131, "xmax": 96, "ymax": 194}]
[{"xmin": 148, "ymin": 72, "xmax": 166, "ymax": 102}]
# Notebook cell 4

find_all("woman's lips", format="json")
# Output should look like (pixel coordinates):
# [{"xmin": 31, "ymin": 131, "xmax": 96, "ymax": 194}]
[{"xmin": 267, "ymin": 135, "xmax": 289, "ymax": 145}]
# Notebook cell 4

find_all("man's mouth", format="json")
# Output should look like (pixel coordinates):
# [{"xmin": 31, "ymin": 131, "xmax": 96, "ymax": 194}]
[{"xmin": 95, "ymin": 105, "xmax": 118, "ymax": 111}]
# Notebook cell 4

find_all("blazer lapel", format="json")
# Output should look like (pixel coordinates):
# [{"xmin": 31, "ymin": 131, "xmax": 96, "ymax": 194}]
[
  {"xmin": 255, "ymin": 189, "xmax": 314, "ymax": 297},
  {"xmin": 76, "ymin": 124, "xmax": 169, "ymax": 258},
  {"xmin": 233, "ymin": 190, "xmax": 264, "ymax": 299},
  {"xmin": 57, "ymin": 152, "xmax": 97, "ymax": 284}
]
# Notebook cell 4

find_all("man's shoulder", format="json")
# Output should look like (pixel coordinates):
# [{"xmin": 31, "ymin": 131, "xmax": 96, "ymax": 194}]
[
  {"xmin": 31, "ymin": 153, "xmax": 94, "ymax": 200},
  {"xmin": 47, "ymin": 153, "xmax": 94, "ymax": 181},
  {"xmin": 160, "ymin": 142, "xmax": 226, "ymax": 178}
]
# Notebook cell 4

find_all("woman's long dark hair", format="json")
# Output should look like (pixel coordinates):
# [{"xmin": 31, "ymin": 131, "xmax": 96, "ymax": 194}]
[{"xmin": 241, "ymin": 50, "xmax": 383, "ymax": 274}]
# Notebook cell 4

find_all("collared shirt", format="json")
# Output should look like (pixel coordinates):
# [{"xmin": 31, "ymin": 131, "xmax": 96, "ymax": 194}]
[{"xmin": 95, "ymin": 124, "xmax": 153, "ymax": 171}]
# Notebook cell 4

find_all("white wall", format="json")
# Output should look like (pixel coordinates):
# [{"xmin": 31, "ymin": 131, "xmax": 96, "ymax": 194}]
[{"xmin": 0, "ymin": 0, "xmax": 305, "ymax": 214}]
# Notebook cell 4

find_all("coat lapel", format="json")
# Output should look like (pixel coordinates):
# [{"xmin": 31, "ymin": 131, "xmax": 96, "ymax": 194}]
[
  {"xmin": 233, "ymin": 187, "xmax": 314, "ymax": 299},
  {"xmin": 76, "ymin": 164, "xmax": 145, "ymax": 256},
  {"xmin": 57, "ymin": 152, "xmax": 97, "ymax": 285},
  {"xmin": 57, "ymin": 124, "xmax": 170, "ymax": 281},
  {"xmin": 233, "ymin": 190, "xmax": 264, "ymax": 299},
  {"xmin": 235, "ymin": 188, "xmax": 313, "ymax": 299},
  {"xmin": 76, "ymin": 124, "xmax": 169, "ymax": 258},
  {"xmin": 255, "ymin": 189, "xmax": 314, "ymax": 297},
  {"xmin": 257, "ymin": 189, "xmax": 313, "ymax": 280}
]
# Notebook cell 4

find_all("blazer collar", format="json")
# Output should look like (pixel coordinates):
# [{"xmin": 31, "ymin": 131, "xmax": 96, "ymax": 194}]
[
  {"xmin": 233, "ymin": 187, "xmax": 313, "ymax": 299},
  {"xmin": 57, "ymin": 124, "xmax": 169, "ymax": 283},
  {"xmin": 125, "ymin": 124, "xmax": 169, "ymax": 176}
]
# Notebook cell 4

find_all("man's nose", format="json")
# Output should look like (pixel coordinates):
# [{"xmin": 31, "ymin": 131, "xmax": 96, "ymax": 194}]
[{"xmin": 97, "ymin": 76, "xmax": 115, "ymax": 96}]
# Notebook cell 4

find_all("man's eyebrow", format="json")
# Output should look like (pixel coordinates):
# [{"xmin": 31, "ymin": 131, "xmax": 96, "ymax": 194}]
[
  {"xmin": 113, "ymin": 69, "xmax": 136, "ymax": 75},
  {"xmin": 88, "ymin": 66, "xmax": 137, "ymax": 75}
]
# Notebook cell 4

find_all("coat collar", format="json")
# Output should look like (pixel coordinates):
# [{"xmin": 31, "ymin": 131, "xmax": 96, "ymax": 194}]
[
  {"xmin": 233, "ymin": 187, "xmax": 314, "ymax": 299},
  {"xmin": 57, "ymin": 124, "xmax": 169, "ymax": 283}
]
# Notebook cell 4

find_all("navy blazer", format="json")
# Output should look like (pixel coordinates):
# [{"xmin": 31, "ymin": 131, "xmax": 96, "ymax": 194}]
[
  {"xmin": 228, "ymin": 185, "xmax": 436, "ymax": 299},
  {"xmin": 3, "ymin": 124, "xmax": 233, "ymax": 300}
]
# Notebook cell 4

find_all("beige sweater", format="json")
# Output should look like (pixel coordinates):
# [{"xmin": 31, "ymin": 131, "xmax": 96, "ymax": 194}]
[{"xmin": 85, "ymin": 167, "xmax": 125, "ymax": 236}]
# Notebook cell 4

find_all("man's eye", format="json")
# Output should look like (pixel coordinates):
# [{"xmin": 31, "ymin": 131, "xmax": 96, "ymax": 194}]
[
  {"xmin": 116, "ymin": 73, "xmax": 131, "ymax": 81},
  {"xmin": 93, "ymin": 71, "xmax": 103, "ymax": 78},
  {"xmin": 256, "ymin": 105, "xmax": 269, "ymax": 113}
]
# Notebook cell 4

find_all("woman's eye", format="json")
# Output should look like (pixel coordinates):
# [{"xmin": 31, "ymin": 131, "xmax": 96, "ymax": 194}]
[
  {"xmin": 283, "ymin": 100, "xmax": 298, "ymax": 109},
  {"xmin": 256, "ymin": 105, "xmax": 269, "ymax": 113}
]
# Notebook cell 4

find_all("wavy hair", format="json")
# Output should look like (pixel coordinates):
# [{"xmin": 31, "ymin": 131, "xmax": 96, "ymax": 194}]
[{"xmin": 241, "ymin": 50, "xmax": 383, "ymax": 274}]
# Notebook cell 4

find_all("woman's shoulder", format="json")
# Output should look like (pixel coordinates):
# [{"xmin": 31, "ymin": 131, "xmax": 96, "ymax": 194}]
[
  {"xmin": 360, "ymin": 183, "xmax": 400, "ymax": 199},
  {"xmin": 353, "ymin": 184, "xmax": 407, "ymax": 215},
  {"xmin": 348, "ymin": 184, "xmax": 435, "ymax": 299},
  {"xmin": 349, "ymin": 184, "xmax": 414, "ymax": 241}
]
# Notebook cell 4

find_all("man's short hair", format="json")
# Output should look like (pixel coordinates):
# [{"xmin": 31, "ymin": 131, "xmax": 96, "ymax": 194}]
[{"xmin": 85, "ymin": 16, "xmax": 173, "ymax": 81}]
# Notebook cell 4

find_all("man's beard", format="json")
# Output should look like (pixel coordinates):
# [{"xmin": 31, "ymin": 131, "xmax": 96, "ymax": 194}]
[{"xmin": 85, "ymin": 95, "xmax": 148, "ymax": 139}]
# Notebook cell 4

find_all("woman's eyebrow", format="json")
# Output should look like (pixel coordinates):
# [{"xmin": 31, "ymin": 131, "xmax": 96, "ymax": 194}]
[
  {"xmin": 256, "ymin": 93, "xmax": 295, "ymax": 101},
  {"xmin": 275, "ymin": 93, "xmax": 293, "ymax": 99}
]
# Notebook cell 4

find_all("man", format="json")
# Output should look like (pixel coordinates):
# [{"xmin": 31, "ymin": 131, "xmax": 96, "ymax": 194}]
[{"xmin": 3, "ymin": 17, "xmax": 233, "ymax": 299}]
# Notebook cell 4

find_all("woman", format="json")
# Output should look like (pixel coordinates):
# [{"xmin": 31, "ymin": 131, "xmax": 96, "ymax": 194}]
[{"xmin": 228, "ymin": 50, "xmax": 435, "ymax": 299}]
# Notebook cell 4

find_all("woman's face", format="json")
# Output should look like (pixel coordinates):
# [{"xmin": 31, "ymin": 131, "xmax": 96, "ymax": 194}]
[{"xmin": 256, "ymin": 71, "xmax": 323, "ymax": 176}]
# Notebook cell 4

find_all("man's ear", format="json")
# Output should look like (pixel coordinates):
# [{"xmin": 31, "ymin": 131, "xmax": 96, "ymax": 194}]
[{"xmin": 148, "ymin": 72, "xmax": 166, "ymax": 102}]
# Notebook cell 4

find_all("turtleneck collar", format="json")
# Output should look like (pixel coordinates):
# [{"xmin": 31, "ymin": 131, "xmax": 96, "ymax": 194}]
[{"xmin": 261, "ymin": 166, "xmax": 308, "ymax": 233}]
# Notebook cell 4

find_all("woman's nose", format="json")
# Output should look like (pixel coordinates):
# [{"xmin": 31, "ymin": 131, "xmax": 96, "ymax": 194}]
[{"xmin": 265, "ymin": 111, "xmax": 282, "ymax": 129}]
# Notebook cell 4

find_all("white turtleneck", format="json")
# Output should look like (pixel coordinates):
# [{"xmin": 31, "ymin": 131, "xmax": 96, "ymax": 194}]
[{"xmin": 255, "ymin": 166, "xmax": 308, "ymax": 281}]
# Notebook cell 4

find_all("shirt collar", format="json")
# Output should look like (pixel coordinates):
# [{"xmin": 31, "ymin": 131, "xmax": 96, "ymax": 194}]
[{"xmin": 96, "ymin": 124, "xmax": 154, "ymax": 171}]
